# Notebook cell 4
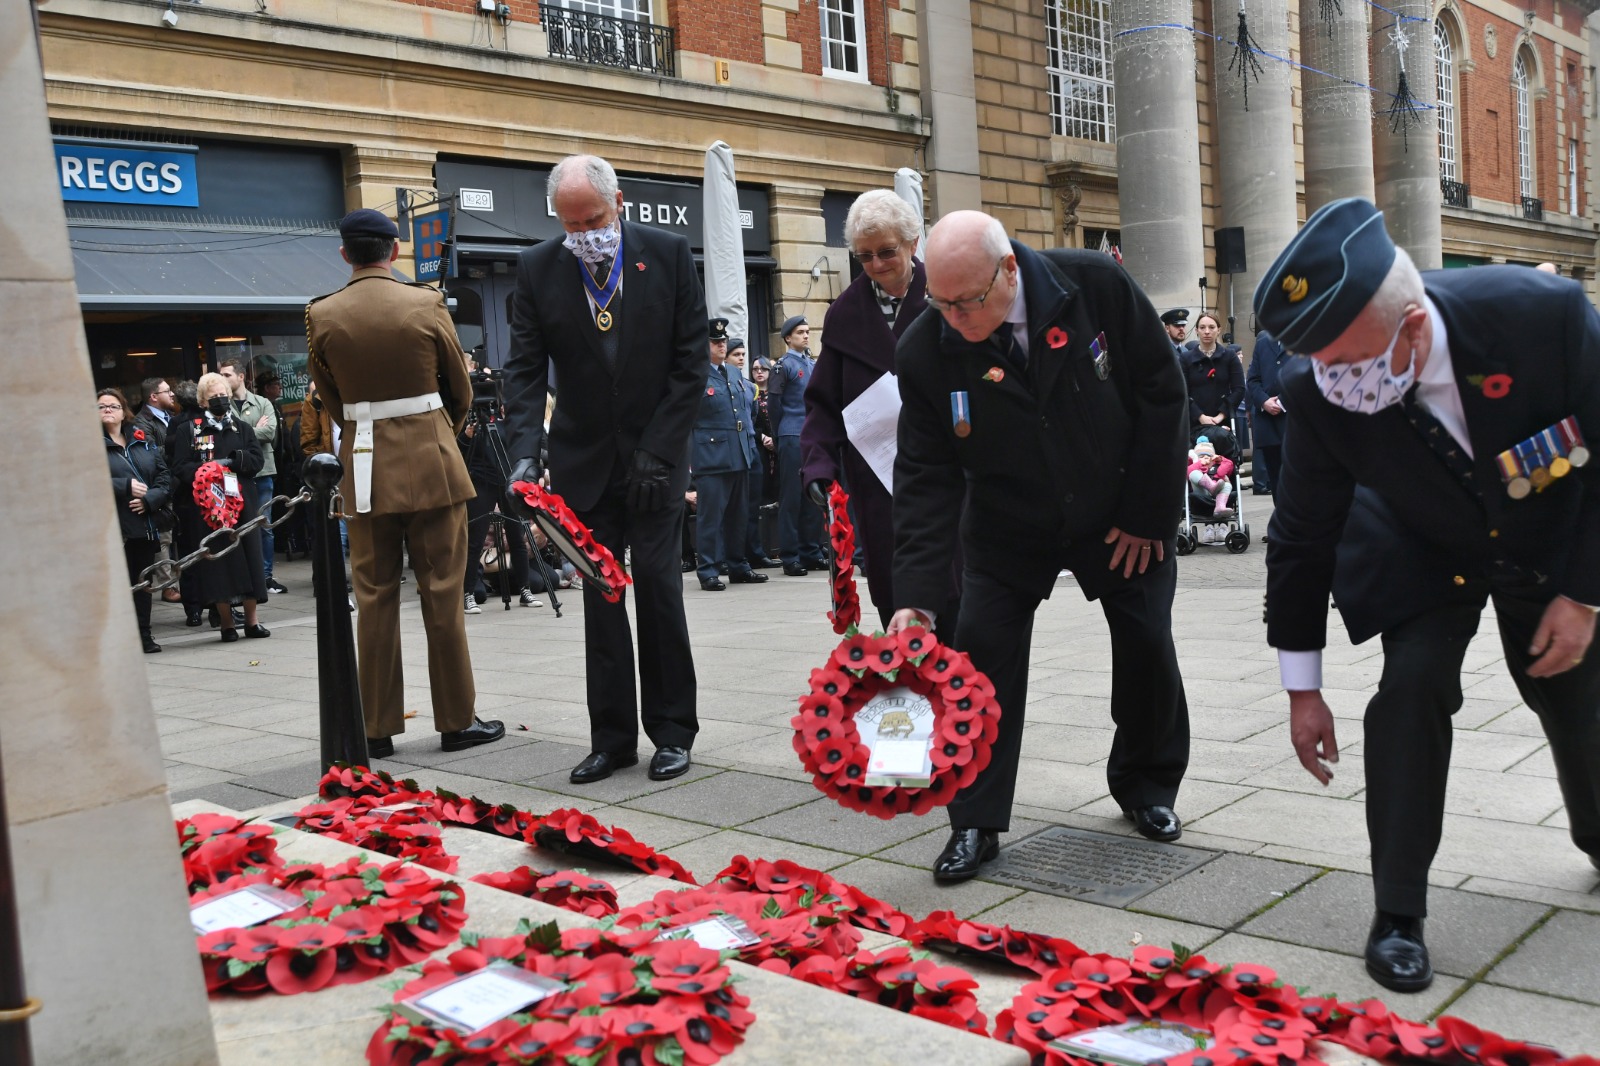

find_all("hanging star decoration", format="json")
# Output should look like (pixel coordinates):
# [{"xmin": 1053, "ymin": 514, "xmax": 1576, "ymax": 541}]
[
  {"xmin": 1384, "ymin": 24, "xmax": 1427, "ymax": 148},
  {"xmin": 1228, "ymin": 0, "xmax": 1266, "ymax": 111}
]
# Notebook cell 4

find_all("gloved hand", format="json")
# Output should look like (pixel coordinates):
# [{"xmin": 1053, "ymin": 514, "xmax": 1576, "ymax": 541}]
[
  {"xmin": 625, "ymin": 449, "xmax": 672, "ymax": 513},
  {"xmin": 505, "ymin": 457, "xmax": 543, "ymax": 517},
  {"xmin": 807, "ymin": 479, "xmax": 831, "ymax": 510},
  {"xmin": 231, "ymin": 450, "xmax": 247, "ymax": 472},
  {"xmin": 216, "ymin": 457, "xmax": 231, "ymax": 469}
]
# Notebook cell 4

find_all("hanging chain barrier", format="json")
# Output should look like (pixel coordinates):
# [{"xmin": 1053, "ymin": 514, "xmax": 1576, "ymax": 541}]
[{"xmin": 129, "ymin": 489, "xmax": 318, "ymax": 595}]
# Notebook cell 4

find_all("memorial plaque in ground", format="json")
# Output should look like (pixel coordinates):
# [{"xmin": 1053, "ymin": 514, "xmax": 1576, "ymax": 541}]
[{"xmin": 986, "ymin": 827, "xmax": 1220, "ymax": 906}]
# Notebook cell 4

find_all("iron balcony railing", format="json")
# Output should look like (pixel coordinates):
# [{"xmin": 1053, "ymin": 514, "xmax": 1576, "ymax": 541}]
[
  {"xmin": 1521, "ymin": 195, "xmax": 1544, "ymax": 221},
  {"xmin": 1441, "ymin": 178, "xmax": 1470, "ymax": 208},
  {"xmin": 540, "ymin": 5, "xmax": 676, "ymax": 77}
]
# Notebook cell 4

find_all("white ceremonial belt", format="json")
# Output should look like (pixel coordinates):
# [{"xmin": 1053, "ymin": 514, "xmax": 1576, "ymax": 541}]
[{"xmin": 348, "ymin": 392, "xmax": 443, "ymax": 513}]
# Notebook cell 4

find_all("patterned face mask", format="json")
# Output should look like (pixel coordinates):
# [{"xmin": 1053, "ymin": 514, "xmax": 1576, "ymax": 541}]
[
  {"xmin": 562, "ymin": 221, "xmax": 622, "ymax": 266},
  {"xmin": 1311, "ymin": 321, "xmax": 1414, "ymax": 415}
]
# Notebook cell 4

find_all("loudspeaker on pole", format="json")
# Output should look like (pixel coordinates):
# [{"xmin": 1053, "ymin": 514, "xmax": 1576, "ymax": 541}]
[{"xmin": 1215, "ymin": 226, "xmax": 1246, "ymax": 275}]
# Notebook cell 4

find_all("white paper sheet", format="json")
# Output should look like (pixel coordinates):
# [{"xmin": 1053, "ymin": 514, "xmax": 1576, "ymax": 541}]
[
  {"xmin": 408, "ymin": 963, "xmax": 563, "ymax": 1033},
  {"xmin": 190, "ymin": 885, "xmax": 300, "ymax": 934},
  {"xmin": 843, "ymin": 372, "xmax": 903, "ymax": 494}
]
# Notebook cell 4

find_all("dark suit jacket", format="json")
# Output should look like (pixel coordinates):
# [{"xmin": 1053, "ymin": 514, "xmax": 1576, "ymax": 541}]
[
  {"xmin": 1244, "ymin": 332, "xmax": 1291, "ymax": 448},
  {"xmin": 892, "ymin": 243, "xmax": 1188, "ymax": 606},
  {"xmin": 1266, "ymin": 266, "xmax": 1600, "ymax": 648},
  {"xmin": 692, "ymin": 361, "xmax": 757, "ymax": 475},
  {"xmin": 500, "ymin": 221, "xmax": 709, "ymax": 512}
]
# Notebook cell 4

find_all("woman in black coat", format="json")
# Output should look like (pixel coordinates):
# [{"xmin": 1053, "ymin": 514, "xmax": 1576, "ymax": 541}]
[
  {"xmin": 101, "ymin": 387, "xmax": 172, "ymax": 653},
  {"xmin": 168, "ymin": 372, "xmax": 270, "ymax": 642}
]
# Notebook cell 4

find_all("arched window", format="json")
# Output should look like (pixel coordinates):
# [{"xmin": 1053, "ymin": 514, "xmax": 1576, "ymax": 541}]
[
  {"xmin": 1435, "ymin": 19, "xmax": 1458, "ymax": 183},
  {"xmin": 1514, "ymin": 51, "xmax": 1535, "ymax": 200},
  {"xmin": 1046, "ymin": 0, "xmax": 1115, "ymax": 142}
]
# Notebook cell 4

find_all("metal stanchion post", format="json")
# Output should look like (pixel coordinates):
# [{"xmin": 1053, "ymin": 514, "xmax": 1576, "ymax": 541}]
[
  {"xmin": 304, "ymin": 454, "xmax": 369, "ymax": 770},
  {"xmin": 0, "ymin": 744, "xmax": 38, "ymax": 1066}
]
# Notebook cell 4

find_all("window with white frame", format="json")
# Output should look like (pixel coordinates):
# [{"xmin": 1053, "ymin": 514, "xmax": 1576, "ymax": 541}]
[
  {"xmin": 820, "ymin": 0, "xmax": 867, "ymax": 80},
  {"xmin": 560, "ymin": 0, "xmax": 651, "ymax": 20},
  {"xmin": 1435, "ymin": 19, "xmax": 1458, "ymax": 183},
  {"xmin": 1046, "ymin": 0, "xmax": 1115, "ymax": 142},
  {"xmin": 1570, "ymin": 138, "xmax": 1580, "ymax": 215},
  {"xmin": 1514, "ymin": 52, "xmax": 1535, "ymax": 199}
]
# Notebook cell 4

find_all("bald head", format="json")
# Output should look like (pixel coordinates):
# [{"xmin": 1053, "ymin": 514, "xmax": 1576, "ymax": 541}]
[
  {"xmin": 924, "ymin": 211, "xmax": 1018, "ymax": 342},
  {"xmin": 549, "ymin": 154, "xmax": 624, "ymax": 233}
]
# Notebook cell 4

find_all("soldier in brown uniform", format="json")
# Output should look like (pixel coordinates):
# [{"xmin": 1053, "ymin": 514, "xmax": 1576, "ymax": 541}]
[{"xmin": 307, "ymin": 209, "xmax": 505, "ymax": 757}]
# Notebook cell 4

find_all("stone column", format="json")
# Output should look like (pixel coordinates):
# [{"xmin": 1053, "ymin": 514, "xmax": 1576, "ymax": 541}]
[
  {"xmin": 2, "ymin": 6, "xmax": 219, "ymax": 1064},
  {"xmin": 768, "ymin": 183, "xmax": 834, "ymax": 355},
  {"xmin": 1300, "ymin": 0, "xmax": 1376, "ymax": 210},
  {"xmin": 1369, "ymin": 2, "xmax": 1442, "ymax": 269},
  {"xmin": 915, "ymin": 0, "xmax": 982, "ymax": 214},
  {"xmin": 1111, "ymin": 1, "xmax": 1206, "ymax": 324},
  {"xmin": 344, "ymin": 145, "xmax": 439, "ymax": 278},
  {"xmin": 1212, "ymin": 0, "xmax": 1300, "ymax": 361}
]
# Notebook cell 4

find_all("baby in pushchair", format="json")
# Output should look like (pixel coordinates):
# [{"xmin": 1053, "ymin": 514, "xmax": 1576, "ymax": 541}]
[{"xmin": 1187, "ymin": 435, "xmax": 1236, "ymax": 519}]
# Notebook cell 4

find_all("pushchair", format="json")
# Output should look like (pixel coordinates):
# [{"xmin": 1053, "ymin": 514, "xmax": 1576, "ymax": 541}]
[{"xmin": 1176, "ymin": 424, "xmax": 1251, "ymax": 555}]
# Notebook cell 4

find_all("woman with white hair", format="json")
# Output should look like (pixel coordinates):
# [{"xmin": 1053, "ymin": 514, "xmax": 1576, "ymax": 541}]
[{"xmin": 799, "ymin": 188, "xmax": 958, "ymax": 632}]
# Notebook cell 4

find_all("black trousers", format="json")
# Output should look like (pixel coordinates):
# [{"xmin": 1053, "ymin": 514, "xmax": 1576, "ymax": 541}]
[
  {"xmin": 776, "ymin": 435, "xmax": 823, "ymax": 567},
  {"xmin": 948, "ymin": 560, "xmax": 1189, "ymax": 831},
  {"xmin": 123, "ymin": 537, "xmax": 159, "ymax": 634},
  {"xmin": 695, "ymin": 470, "xmax": 750, "ymax": 583},
  {"xmin": 1367, "ymin": 596, "xmax": 1600, "ymax": 916},
  {"xmin": 576, "ymin": 468, "xmax": 698, "ymax": 754},
  {"xmin": 1254, "ymin": 444, "xmax": 1280, "ymax": 492}
]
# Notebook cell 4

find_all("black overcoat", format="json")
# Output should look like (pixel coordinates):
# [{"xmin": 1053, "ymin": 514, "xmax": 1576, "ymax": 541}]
[{"xmin": 1244, "ymin": 332, "xmax": 1292, "ymax": 449}]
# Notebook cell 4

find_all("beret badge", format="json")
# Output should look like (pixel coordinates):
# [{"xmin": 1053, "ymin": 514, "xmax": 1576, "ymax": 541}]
[{"xmin": 1281, "ymin": 274, "xmax": 1309, "ymax": 303}]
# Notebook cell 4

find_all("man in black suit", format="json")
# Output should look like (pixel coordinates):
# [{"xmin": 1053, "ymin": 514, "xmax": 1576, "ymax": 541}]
[
  {"xmin": 1244, "ymin": 330, "xmax": 1290, "ymax": 494},
  {"xmin": 1259, "ymin": 198, "xmax": 1600, "ymax": 993},
  {"xmin": 887, "ymin": 210, "xmax": 1191, "ymax": 882},
  {"xmin": 501, "ymin": 154, "xmax": 708, "ymax": 785}
]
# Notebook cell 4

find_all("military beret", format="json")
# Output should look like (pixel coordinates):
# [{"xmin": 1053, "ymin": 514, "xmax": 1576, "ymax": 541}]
[
  {"xmin": 708, "ymin": 317, "xmax": 729, "ymax": 341},
  {"xmin": 338, "ymin": 208, "xmax": 400, "ymax": 240},
  {"xmin": 780, "ymin": 315, "xmax": 808, "ymax": 339},
  {"xmin": 1253, "ymin": 197, "xmax": 1397, "ymax": 354},
  {"xmin": 1160, "ymin": 308, "xmax": 1190, "ymax": 326},
  {"xmin": 728, "ymin": 337, "xmax": 745, "ymax": 352}
]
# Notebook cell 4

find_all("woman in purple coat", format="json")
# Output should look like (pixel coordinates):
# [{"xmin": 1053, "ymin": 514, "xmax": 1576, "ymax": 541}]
[{"xmin": 801, "ymin": 190, "xmax": 959, "ymax": 632}]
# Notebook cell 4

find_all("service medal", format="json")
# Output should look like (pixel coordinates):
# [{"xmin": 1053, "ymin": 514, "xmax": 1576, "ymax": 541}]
[
  {"xmin": 950, "ymin": 391, "xmax": 971, "ymax": 438},
  {"xmin": 1530, "ymin": 466, "xmax": 1552, "ymax": 490},
  {"xmin": 1550, "ymin": 456, "xmax": 1572, "ymax": 479},
  {"xmin": 1507, "ymin": 476, "xmax": 1532, "ymax": 500},
  {"xmin": 1572, "ymin": 445, "xmax": 1591, "ymax": 467}
]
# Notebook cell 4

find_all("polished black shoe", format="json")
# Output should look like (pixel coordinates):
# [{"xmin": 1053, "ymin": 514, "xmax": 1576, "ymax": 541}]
[
  {"xmin": 185, "ymin": 608, "xmax": 203, "ymax": 628},
  {"xmin": 749, "ymin": 556, "xmax": 781, "ymax": 569},
  {"xmin": 244, "ymin": 624, "xmax": 270, "ymax": 639},
  {"xmin": 680, "ymin": 559, "xmax": 696, "ymax": 573},
  {"xmin": 801, "ymin": 557, "xmax": 829, "ymax": 571},
  {"xmin": 441, "ymin": 718, "xmax": 506, "ymax": 752},
  {"xmin": 729, "ymin": 570, "xmax": 768, "ymax": 584},
  {"xmin": 366, "ymin": 737, "xmax": 395, "ymax": 759},
  {"xmin": 1365, "ymin": 911, "xmax": 1433, "ymax": 992},
  {"xmin": 934, "ymin": 827, "xmax": 1000, "ymax": 883},
  {"xmin": 219, "ymin": 628, "xmax": 240, "ymax": 643},
  {"xmin": 1124, "ymin": 805, "xmax": 1183, "ymax": 842},
  {"xmin": 140, "ymin": 633, "xmax": 162, "ymax": 654},
  {"xmin": 648, "ymin": 746, "xmax": 692, "ymax": 780},
  {"xmin": 1252, "ymin": 486, "xmax": 1273, "ymax": 496},
  {"xmin": 699, "ymin": 579, "xmax": 726, "ymax": 591},
  {"xmin": 570, "ymin": 750, "xmax": 639, "ymax": 783},
  {"xmin": 782, "ymin": 564, "xmax": 808, "ymax": 577}
]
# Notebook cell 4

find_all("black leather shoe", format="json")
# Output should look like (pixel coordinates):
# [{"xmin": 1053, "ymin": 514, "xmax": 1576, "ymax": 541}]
[
  {"xmin": 185, "ymin": 608, "xmax": 203, "ymax": 627},
  {"xmin": 570, "ymin": 750, "xmax": 639, "ymax": 783},
  {"xmin": 441, "ymin": 718, "xmax": 506, "ymax": 752},
  {"xmin": 729, "ymin": 570, "xmax": 768, "ymax": 584},
  {"xmin": 802, "ymin": 557, "xmax": 828, "ymax": 571},
  {"xmin": 366, "ymin": 737, "xmax": 395, "ymax": 759},
  {"xmin": 1365, "ymin": 911, "xmax": 1433, "ymax": 992},
  {"xmin": 934, "ymin": 828, "xmax": 999, "ymax": 882},
  {"xmin": 750, "ymin": 556, "xmax": 781, "ymax": 569},
  {"xmin": 1125, "ymin": 805, "xmax": 1183, "ymax": 842},
  {"xmin": 141, "ymin": 633, "xmax": 162, "ymax": 654},
  {"xmin": 699, "ymin": 579, "xmax": 726, "ymax": 591},
  {"xmin": 648, "ymin": 746, "xmax": 692, "ymax": 781},
  {"xmin": 219, "ymin": 628, "xmax": 239, "ymax": 643},
  {"xmin": 680, "ymin": 560, "xmax": 696, "ymax": 573},
  {"xmin": 244, "ymin": 624, "xmax": 270, "ymax": 639},
  {"xmin": 782, "ymin": 564, "xmax": 808, "ymax": 576}
]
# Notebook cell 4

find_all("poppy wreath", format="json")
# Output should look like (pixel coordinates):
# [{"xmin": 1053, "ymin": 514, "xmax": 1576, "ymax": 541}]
[
  {"xmin": 192, "ymin": 459, "xmax": 244, "ymax": 530},
  {"xmin": 786, "ymin": 945, "xmax": 988, "ymax": 1036},
  {"xmin": 510, "ymin": 481, "xmax": 633, "ymax": 604},
  {"xmin": 792, "ymin": 627, "xmax": 1000, "ymax": 819},
  {"xmin": 708, "ymin": 856, "xmax": 914, "ymax": 938},
  {"xmin": 1307, "ymin": 994, "xmax": 1597, "ymax": 1066},
  {"xmin": 192, "ymin": 856, "xmax": 466, "ymax": 996},
  {"xmin": 177, "ymin": 813, "xmax": 284, "ymax": 892},
  {"xmin": 611, "ymin": 882, "xmax": 863, "ymax": 976},
  {"xmin": 825, "ymin": 481, "xmax": 861, "ymax": 635},
  {"xmin": 908, "ymin": 910, "xmax": 1087, "ymax": 977},
  {"xmin": 529, "ymin": 808, "xmax": 698, "ymax": 885},
  {"xmin": 291, "ymin": 796, "xmax": 459, "ymax": 874},
  {"xmin": 318, "ymin": 765, "xmax": 543, "ymax": 841},
  {"xmin": 365, "ymin": 921, "xmax": 755, "ymax": 1066},
  {"xmin": 470, "ymin": 867, "xmax": 619, "ymax": 919}
]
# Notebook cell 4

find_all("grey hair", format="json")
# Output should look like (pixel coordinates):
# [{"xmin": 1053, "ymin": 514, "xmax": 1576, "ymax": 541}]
[
  {"xmin": 978, "ymin": 216, "xmax": 1012, "ymax": 260},
  {"xmin": 548, "ymin": 155, "xmax": 619, "ymax": 203},
  {"xmin": 1365, "ymin": 246, "xmax": 1425, "ymax": 326},
  {"xmin": 845, "ymin": 189, "xmax": 922, "ymax": 245}
]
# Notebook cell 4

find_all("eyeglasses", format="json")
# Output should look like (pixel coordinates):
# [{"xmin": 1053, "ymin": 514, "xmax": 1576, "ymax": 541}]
[
  {"xmin": 852, "ymin": 245, "xmax": 902, "ymax": 264},
  {"xmin": 926, "ymin": 260, "xmax": 1007, "ymax": 314},
  {"xmin": 97, "ymin": 403, "xmax": 124, "ymax": 411}
]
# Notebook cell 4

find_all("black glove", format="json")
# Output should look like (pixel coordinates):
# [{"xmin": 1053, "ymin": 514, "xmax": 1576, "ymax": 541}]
[
  {"xmin": 625, "ymin": 449, "xmax": 672, "ymax": 513},
  {"xmin": 232, "ymin": 450, "xmax": 247, "ymax": 472},
  {"xmin": 216, "ymin": 457, "xmax": 231, "ymax": 469},
  {"xmin": 807, "ymin": 479, "xmax": 831, "ymax": 510},
  {"xmin": 505, "ymin": 457, "xmax": 543, "ymax": 517}
]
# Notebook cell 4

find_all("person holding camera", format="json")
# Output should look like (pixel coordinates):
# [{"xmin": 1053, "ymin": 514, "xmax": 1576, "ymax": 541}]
[{"xmin": 458, "ymin": 364, "xmax": 538, "ymax": 611}]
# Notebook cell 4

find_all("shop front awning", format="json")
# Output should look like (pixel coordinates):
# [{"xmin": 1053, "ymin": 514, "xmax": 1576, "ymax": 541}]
[{"xmin": 68, "ymin": 226, "xmax": 354, "ymax": 312}]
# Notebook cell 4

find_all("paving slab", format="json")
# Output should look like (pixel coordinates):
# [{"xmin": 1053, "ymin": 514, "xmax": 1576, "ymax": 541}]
[
  {"xmin": 741, "ymin": 797, "xmax": 946, "ymax": 855},
  {"xmin": 524, "ymin": 758, "xmax": 725, "ymax": 803},
  {"xmin": 972, "ymin": 890, "xmax": 1222, "ymax": 958},
  {"xmin": 619, "ymin": 768, "xmax": 822, "ymax": 826},
  {"xmin": 1456, "ymin": 875, "xmax": 1600, "ymax": 914},
  {"xmin": 1482, "ymin": 909, "xmax": 1600, "ymax": 1004},
  {"xmin": 169, "ymin": 781, "xmax": 298, "ymax": 812},
  {"xmin": 1444, "ymin": 984, "xmax": 1600, "ymax": 1057},
  {"xmin": 1202, "ymin": 933, "xmax": 1466, "ymax": 1015},
  {"xmin": 1133, "ymin": 854, "xmax": 1322, "ymax": 929},
  {"xmin": 827, "ymin": 856, "xmax": 1025, "ymax": 921}
]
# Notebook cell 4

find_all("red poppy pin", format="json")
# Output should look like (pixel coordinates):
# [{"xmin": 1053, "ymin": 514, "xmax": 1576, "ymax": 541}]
[
  {"xmin": 983, "ymin": 366, "xmax": 1005, "ymax": 383},
  {"xmin": 1046, "ymin": 327, "xmax": 1069, "ymax": 349},
  {"xmin": 1481, "ymin": 373, "xmax": 1513, "ymax": 399},
  {"xmin": 706, "ymin": 387, "xmax": 716, "ymax": 396},
  {"xmin": 635, "ymin": 262, "xmax": 646, "ymax": 271},
  {"xmin": 133, "ymin": 428, "xmax": 146, "ymax": 441}
]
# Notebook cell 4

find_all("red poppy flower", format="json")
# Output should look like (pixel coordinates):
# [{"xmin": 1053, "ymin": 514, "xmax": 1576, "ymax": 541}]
[
  {"xmin": 264, "ymin": 946, "xmax": 339, "ymax": 994},
  {"xmin": 1482, "ymin": 373, "xmax": 1513, "ymax": 398},
  {"xmin": 1047, "ymin": 327, "xmax": 1069, "ymax": 349},
  {"xmin": 644, "ymin": 940, "xmax": 729, "ymax": 995},
  {"xmin": 832, "ymin": 632, "xmax": 878, "ymax": 670},
  {"xmin": 133, "ymin": 428, "xmax": 146, "ymax": 441},
  {"xmin": 895, "ymin": 626, "xmax": 934, "ymax": 661},
  {"xmin": 866, "ymin": 637, "xmax": 904, "ymax": 673},
  {"xmin": 1216, "ymin": 961, "xmax": 1276, "ymax": 996}
]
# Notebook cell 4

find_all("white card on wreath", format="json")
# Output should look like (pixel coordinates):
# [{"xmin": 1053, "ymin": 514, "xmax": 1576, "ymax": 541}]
[
  {"xmin": 190, "ymin": 885, "xmax": 302, "ymax": 934},
  {"xmin": 405, "ymin": 961, "xmax": 565, "ymax": 1034},
  {"xmin": 666, "ymin": 916, "xmax": 760, "ymax": 951},
  {"xmin": 1051, "ymin": 1020, "xmax": 1213, "ymax": 1066},
  {"xmin": 857, "ymin": 685, "xmax": 934, "ymax": 786}
]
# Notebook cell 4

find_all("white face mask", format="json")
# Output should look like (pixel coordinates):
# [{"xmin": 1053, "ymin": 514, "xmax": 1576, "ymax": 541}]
[
  {"xmin": 562, "ymin": 221, "xmax": 621, "ymax": 266},
  {"xmin": 1311, "ymin": 322, "xmax": 1414, "ymax": 415}
]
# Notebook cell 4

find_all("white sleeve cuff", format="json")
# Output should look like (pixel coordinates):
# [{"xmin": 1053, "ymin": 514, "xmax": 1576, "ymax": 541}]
[
  {"xmin": 914, "ymin": 609, "xmax": 937, "ymax": 629},
  {"xmin": 1278, "ymin": 649, "xmax": 1323, "ymax": 691}
]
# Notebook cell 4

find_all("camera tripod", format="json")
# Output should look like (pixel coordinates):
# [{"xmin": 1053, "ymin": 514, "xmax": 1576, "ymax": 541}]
[{"xmin": 469, "ymin": 406, "xmax": 564, "ymax": 617}]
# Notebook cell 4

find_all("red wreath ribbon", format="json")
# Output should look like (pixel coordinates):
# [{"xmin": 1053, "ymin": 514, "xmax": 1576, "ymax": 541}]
[
  {"xmin": 365, "ymin": 923, "xmax": 754, "ymax": 1066},
  {"xmin": 192, "ymin": 460, "xmax": 244, "ymax": 530},
  {"xmin": 177, "ymin": 813, "xmax": 284, "ymax": 892},
  {"xmin": 792, "ymin": 628, "xmax": 1000, "ymax": 819},
  {"xmin": 191, "ymin": 855, "xmax": 466, "ymax": 996},
  {"xmin": 511, "ymin": 480, "xmax": 632, "ymax": 603},
  {"xmin": 826, "ymin": 481, "xmax": 861, "ymax": 634}
]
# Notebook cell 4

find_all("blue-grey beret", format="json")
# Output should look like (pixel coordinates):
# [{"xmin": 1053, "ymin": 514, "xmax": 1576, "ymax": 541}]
[{"xmin": 1253, "ymin": 198, "xmax": 1397, "ymax": 354}]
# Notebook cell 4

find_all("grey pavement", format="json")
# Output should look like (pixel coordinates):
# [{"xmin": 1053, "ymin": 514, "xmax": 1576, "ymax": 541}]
[{"xmin": 148, "ymin": 503, "xmax": 1600, "ymax": 1055}]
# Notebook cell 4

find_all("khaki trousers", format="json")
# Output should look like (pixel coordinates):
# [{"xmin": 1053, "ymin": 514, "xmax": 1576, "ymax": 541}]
[{"xmin": 348, "ymin": 502, "xmax": 476, "ymax": 737}]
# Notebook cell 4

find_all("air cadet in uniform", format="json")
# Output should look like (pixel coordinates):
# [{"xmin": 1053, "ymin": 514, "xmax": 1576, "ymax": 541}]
[
  {"xmin": 692, "ymin": 318, "xmax": 767, "ymax": 591},
  {"xmin": 772, "ymin": 315, "xmax": 825, "ymax": 575},
  {"xmin": 306, "ymin": 208, "xmax": 505, "ymax": 758},
  {"xmin": 1161, "ymin": 307, "xmax": 1190, "ymax": 358},
  {"xmin": 1259, "ymin": 198, "xmax": 1600, "ymax": 992}
]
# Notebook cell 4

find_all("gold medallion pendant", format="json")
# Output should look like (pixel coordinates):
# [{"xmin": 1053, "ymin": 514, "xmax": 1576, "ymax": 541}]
[{"xmin": 596, "ymin": 309, "xmax": 614, "ymax": 332}]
